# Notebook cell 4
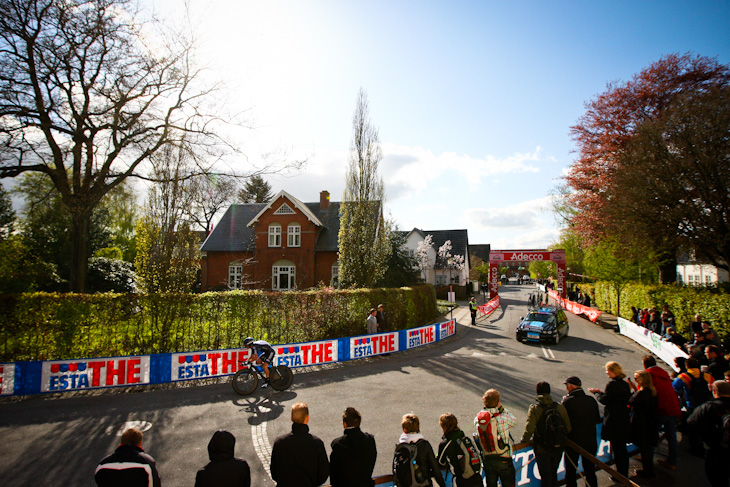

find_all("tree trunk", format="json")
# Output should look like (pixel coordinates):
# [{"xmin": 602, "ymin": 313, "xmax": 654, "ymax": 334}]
[{"xmin": 70, "ymin": 211, "xmax": 91, "ymax": 293}]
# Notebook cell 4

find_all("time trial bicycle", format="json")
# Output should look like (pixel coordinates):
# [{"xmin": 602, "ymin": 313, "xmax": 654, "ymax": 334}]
[{"xmin": 232, "ymin": 361, "xmax": 294, "ymax": 395}]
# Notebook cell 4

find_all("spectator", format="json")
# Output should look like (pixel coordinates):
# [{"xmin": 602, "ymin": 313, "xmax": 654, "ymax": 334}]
[
  {"xmin": 582, "ymin": 293, "xmax": 591, "ymax": 308},
  {"xmin": 270, "ymin": 402, "xmax": 329, "ymax": 487},
  {"xmin": 687, "ymin": 381, "xmax": 730, "ymax": 487},
  {"xmin": 629, "ymin": 370, "xmax": 658, "ymax": 478},
  {"xmin": 686, "ymin": 332, "xmax": 710, "ymax": 357},
  {"xmin": 376, "ymin": 304, "xmax": 388, "ymax": 332},
  {"xmin": 673, "ymin": 357, "xmax": 715, "ymax": 457},
  {"xmin": 630, "ymin": 306, "xmax": 639, "ymax": 324},
  {"xmin": 706, "ymin": 345, "xmax": 730, "ymax": 381},
  {"xmin": 588, "ymin": 361, "xmax": 631, "ymax": 478},
  {"xmin": 664, "ymin": 327, "xmax": 688, "ymax": 348},
  {"xmin": 561, "ymin": 376, "xmax": 600, "ymax": 487},
  {"xmin": 394, "ymin": 413, "xmax": 445, "ymax": 487},
  {"xmin": 704, "ymin": 325, "xmax": 723, "ymax": 349},
  {"xmin": 662, "ymin": 304, "xmax": 675, "ymax": 327},
  {"xmin": 641, "ymin": 308, "xmax": 650, "ymax": 327},
  {"xmin": 194, "ymin": 430, "xmax": 250, "ymax": 487},
  {"xmin": 642, "ymin": 355, "xmax": 681, "ymax": 471},
  {"xmin": 474, "ymin": 388, "xmax": 517, "ymax": 487},
  {"xmin": 366, "ymin": 308, "xmax": 378, "ymax": 334},
  {"xmin": 469, "ymin": 297, "xmax": 477, "ymax": 326},
  {"xmin": 647, "ymin": 311, "xmax": 662, "ymax": 334},
  {"xmin": 659, "ymin": 318, "xmax": 673, "ymax": 337},
  {"xmin": 690, "ymin": 314, "xmax": 703, "ymax": 335},
  {"xmin": 437, "ymin": 413, "xmax": 482, "ymax": 487},
  {"xmin": 725, "ymin": 370, "xmax": 730, "ymax": 383},
  {"xmin": 520, "ymin": 381, "xmax": 571, "ymax": 487},
  {"xmin": 329, "ymin": 407, "xmax": 377, "ymax": 487},
  {"xmin": 95, "ymin": 427, "xmax": 161, "ymax": 487}
]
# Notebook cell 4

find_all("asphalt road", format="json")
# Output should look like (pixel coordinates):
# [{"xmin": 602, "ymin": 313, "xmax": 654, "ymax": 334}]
[{"xmin": 0, "ymin": 285, "xmax": 703, "ymax": 486}]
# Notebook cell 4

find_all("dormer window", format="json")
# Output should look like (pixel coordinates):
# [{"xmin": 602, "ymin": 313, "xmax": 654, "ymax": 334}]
[
  {"xmin": 288, "ymin": 224, "xmax": 301, "ymax": 247},
  {"xmin": 268, "ymin": 223, "xmax": 282, "ymax": 247}
]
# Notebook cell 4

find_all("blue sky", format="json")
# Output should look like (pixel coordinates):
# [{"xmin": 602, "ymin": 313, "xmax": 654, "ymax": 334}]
[{"xmin": 13, "ymin": 1, "xmax": 730, "ymax": 250}]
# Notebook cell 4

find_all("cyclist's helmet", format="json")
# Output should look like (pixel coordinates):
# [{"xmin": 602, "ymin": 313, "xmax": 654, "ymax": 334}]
[{"xmin": 243, "ymin": 337, "xmax": 254, "ymax": 347}]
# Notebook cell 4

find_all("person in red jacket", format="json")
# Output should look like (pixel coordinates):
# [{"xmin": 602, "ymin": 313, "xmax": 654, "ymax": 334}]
[{"xmin": 642, "ymin": 355, "xmax": 681, "ymax": 470}]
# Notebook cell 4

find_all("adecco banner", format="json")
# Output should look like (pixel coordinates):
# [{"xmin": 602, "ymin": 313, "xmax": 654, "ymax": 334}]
[
  {"xmin": 617, "ymin": 317, "xmax": 688, "ymax": 372},
  {"xmin": 489, "ymin": 249, "xmax": 566, "ymax": 299},
  {"xmin": 549, "ymin": 290, "xmax": 602, "ymax": 323},
  {"xmin": 4, "ymin": 319, "xmax": 457, "ymax": 396}
]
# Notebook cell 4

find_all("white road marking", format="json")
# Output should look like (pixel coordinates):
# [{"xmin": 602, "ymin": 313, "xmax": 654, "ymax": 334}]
[
  {"xmin": 251, "ymin": 406, "xmax": 274, "ymax": 480},
  {"xmin": 541, "ymin": 345, "xmax": 555, "ymax": 359}
]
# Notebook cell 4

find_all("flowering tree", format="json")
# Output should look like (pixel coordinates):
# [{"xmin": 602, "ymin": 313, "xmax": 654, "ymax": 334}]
[
  {"xmin": 416, "ymin": 234, "xmax": 434, "ymax": 281},
  {"xmin": 437, "ymin": 240, "xmax": 466, "ymax": 284}
]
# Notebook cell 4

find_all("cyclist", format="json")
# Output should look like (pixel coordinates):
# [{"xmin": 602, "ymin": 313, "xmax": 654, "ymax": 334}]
[{"xmin": 243, "ymin": 337, "xmax": 276, "ymax": 388}]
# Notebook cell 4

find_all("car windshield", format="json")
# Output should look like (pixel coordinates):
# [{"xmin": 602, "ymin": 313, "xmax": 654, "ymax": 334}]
[{"xmin": 525, "ymin": 313, "xmax": 556, "ymax": 324}]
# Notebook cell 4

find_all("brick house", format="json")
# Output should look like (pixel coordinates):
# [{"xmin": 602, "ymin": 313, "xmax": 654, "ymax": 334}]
[{"xmin": 200, "ymin": 190, "xmax": 346, "ymax": 291}]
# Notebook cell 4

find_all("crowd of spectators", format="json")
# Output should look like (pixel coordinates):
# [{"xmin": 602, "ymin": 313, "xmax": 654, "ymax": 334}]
[{"xmin": 94, "ymin": 351, "xmax": 730, "ymax": 487}]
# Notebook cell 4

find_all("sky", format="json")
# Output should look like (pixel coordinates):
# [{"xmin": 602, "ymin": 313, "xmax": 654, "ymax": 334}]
[{"xmin": 13, "ymin": 1, "xmax": 730, "ymax": 250}]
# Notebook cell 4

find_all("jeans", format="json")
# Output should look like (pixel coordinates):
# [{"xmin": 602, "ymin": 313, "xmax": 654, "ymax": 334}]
[
  {"xmin": 657, "ymin": 415, "xmax": 678, "ymax": 466},
  {"xmin": 482, "ymin": 455, "xmax": 515, "ymax": 487},
  {"xmin": 564, "ymin": 446, "xmax": 597, "ymax": 487},
  {"xmin": 535, "ymin": 450, "xmax": 562, "ymax": 487}
]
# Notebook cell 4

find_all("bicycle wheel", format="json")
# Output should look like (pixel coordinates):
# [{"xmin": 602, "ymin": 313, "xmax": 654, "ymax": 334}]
[
  {"xmin": 232, "ymin": 368, "xmax": 259, "ymax": 395},
  {"xmin": 269, "ymin": 365, "xmax": 294, "ymax": 391}
]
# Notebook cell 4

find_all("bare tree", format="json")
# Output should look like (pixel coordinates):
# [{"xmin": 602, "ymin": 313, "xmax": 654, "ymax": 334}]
[
  {"xmin": 0, "ymin": 0, "xmax": 233, "ymax": 291},
  {"xmin": 338, "ymin": 88, "xmax": 391, "ymax": 288},
  {"xmin": 184, "ymin": 174, "xmax": 239, "ymax": 233}
]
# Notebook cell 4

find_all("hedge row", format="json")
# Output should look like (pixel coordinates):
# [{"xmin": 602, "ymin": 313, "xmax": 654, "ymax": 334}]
[
  {"xmin": 577, "ymin": 282, "xmax": 730, "ymax": 340},
  {"xmin": 0, "ymin": 285, "xmax": 438, "ymax": 362}
]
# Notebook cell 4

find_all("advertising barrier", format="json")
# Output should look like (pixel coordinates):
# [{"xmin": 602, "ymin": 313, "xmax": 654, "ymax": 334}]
[
  {"xmin": 548, "ymin": 289, "xmax": 602, "ymax": 322},
  {"xmin": 0, "ymin": 319, "xmax": 457, "ymax": 397},
  {"xmin": 617, "ymin": 317, "xmax": 688, "ymax": 372},
  {"xmin": 478, "ymin": 296, "xmax": 500, "ymax": 316}
]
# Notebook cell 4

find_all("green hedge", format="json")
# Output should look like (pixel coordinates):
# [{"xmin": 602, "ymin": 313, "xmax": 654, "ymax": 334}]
[
  {"xmin": 577, "ymin": 282, "xmax": 730, "ymax": 340},
  {"xmin": 0, "ymin": 285, "xmax": 437, "ymax": 362}
]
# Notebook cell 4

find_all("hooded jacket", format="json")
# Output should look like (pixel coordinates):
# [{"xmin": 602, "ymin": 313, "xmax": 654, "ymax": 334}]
[
  {"xmin": 95, "ymin": 444, "xmax": 161, "ymax": 487},
  {"xmin": 330, "ymin": 426, "xmax": 377, "ymax": 487},
  {"xmin": 561, "ymin": 387, "xmax": 601, "ymax": 453},
  {"xmin": 194, "ymin": 430, "xmax": 250, "ymax": 487},
  {"xmin": 520, "ymin": 393, "xmax": 572, "ymax": 453},
  {"xmin": 396, "ymin": 433, "xmax": 446, "ymax": 487},
  {"xmin": 646, "ymin": 365, "xmax": 681, "ymax": 417}
]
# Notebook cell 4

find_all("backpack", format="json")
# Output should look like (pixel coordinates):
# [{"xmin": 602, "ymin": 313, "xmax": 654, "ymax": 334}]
[
  {"xmin": 476, "ymin": 410, "xmax": 510, "ymax": 456},
  {"xmin": 533, "ymin": 402, "xmax": 568, "ymax": 451},
  {"xmin": 684, "ymin": 372, "xmax": 712, "ymax": 407},
  {"xmin": 393, "ymin": 441, "xmax": 430, "ymax": 487},
  {"xmin": 444, "ymin": 436, "xmax": 481, "ymax": 479}
]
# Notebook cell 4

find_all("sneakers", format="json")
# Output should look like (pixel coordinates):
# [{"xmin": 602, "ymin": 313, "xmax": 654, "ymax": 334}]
[{"xmin": 261, "ymin": 379, "xmax": 270, "ymax": 389}]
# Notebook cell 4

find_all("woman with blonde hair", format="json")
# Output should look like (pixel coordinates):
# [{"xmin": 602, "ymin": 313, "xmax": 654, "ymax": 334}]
[
  {"xmin": 589, "ymin": 361, "xmax": 631, "ymax": 478},
  {"xmin": 629, "ymin": 370, "xmax": 658, "ymax": 478}
]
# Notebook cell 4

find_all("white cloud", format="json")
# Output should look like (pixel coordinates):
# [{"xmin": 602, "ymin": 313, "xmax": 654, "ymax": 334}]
[{"xmin": 463, "ymin": 196, "xmax": 556, "ymax": 230}]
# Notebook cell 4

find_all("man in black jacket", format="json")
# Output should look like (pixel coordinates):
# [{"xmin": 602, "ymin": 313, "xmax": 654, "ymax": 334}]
[
  {"xmin": 270, "ymin": 402, "xmax": 329, "ymax": 487},
  {"xmin": 561, "ymin": 376, "xmax": 601, "ymax": 487},
  {"xmin": 330, "ymin": 407, "xmax": 377, "ymax": 487},
  {"xmin": 688, "ymin": 381, "xmax": 730, "ymax": 487},
  {"xmin": 194, "ymin": 430, "xmax": 250, "ymax": 487},
  {"xmin": 95, "ymin": 427, "xmax": 161, "ymax": 487}
]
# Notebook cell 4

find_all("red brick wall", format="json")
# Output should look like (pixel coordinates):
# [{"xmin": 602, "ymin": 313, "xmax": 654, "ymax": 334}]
[{"xmin": 201, "ymin": 251, "xmax": 255, "ymax": 290}]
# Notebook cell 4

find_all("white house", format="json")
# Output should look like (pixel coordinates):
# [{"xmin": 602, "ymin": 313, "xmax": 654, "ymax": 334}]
[{"xmin": 401, "ymin": 228, "xmax": 471, "ymax": 288}]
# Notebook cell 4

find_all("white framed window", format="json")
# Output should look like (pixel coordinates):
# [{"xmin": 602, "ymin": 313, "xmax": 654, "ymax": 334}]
[
  {"xmin": 228, "ymin": 261, "xmax": 243, "ymax": 289},
  {"xmin": 287, "ymin": 224, "xmax": 301, "ymax": 247},
  {"xmin": 273, "ymin": 260, "xmax": 296, "ymax": 290},
  {"xmin": 268, "ymin": 223, "xmax": 281, "ymax": 247},
  {"xmin": 331, "ymin": 264, "xmax": 340, "ymax": 288},
  {"xmin": 274, "ymin": 203, "xmax": 295, "ymax": 215},
  {"xmin": 705, "ymin": 275, "xmax": 713, "ymax": 285}
]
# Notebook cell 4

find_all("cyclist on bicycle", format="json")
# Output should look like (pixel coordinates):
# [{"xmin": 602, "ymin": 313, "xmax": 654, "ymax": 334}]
[{"xmin": 243, "ymin": 337, "xmax": 275, "ymax": 388}]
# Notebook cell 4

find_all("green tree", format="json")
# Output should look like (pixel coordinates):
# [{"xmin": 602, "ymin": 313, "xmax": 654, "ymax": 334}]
[
  {"xmin": 0, "ymin": 235, "xmax": 61, "ymax": 293},
  {"xmin": 134, "ymin": 145, "xmax": 201, "ymax": 293},
  {"xmin": 375, "ymin": 229, "xmax": 421, "ymax": 287},
  {"xmin": 528, "ymin": 260, "xmax": 556, "ymax": 280},
  {"xmin": 553, "ymin": 229, "xmax": 586, "ymax": 279},
  {"xmin": 338, "ymin": 89, "xmax": 391, "ymax": 287},
  {"xmin": 0, "ymin": 0, "xmax": 228, "ymax": 292},
  {"xmin": 238, "ymin": 175, "xmax": 274, "ymax": 204},
  {"xmin": 0, "ymin": 184, "xmax": 13, "ymax": 239}
]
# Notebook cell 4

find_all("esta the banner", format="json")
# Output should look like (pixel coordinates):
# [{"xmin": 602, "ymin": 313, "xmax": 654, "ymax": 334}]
[
  {"xmin": 41, "ymin": 356, "xmax": 151, "ymax": 392},
  {"xmin": 350, "ymin": 332, "xmax": 399, "ymax": 359},
  {"xmin": 406, "ymin": 324, "xmax": 437, "ymax": 349},
  {"xmin": 275, "ymin": 339, "xmax": 339, "ymax": 368},
  {"xmin": 172, "ymin": 349, "xmax": 250, "ymax": 381},
  {"xmin": 0, "ymin": 364, "xmax": 14, "ymax": 396}
]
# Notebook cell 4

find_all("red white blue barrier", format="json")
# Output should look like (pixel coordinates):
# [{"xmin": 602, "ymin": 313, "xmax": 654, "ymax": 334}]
[{"xmin": 0, "ymin": 319, "xmax": 456, "ymax": 397}]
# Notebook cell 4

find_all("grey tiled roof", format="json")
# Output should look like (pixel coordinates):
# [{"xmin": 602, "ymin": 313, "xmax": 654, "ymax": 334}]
[
  {"xmin": 469, "ymin": 244, "xmax": 491, "ymax": 262},
  {"xmin": 200, "ymin": 201, "xmax": 343, "ymax": 252},
  {"xmin": 422, "ymin": 229, "xmax": 469, "ymax": 258}
]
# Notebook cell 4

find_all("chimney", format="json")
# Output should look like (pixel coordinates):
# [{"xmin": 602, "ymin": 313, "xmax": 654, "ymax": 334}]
[{"xmin": 320, "ymin": 190, "xmax": 330, "ymax": 210}]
